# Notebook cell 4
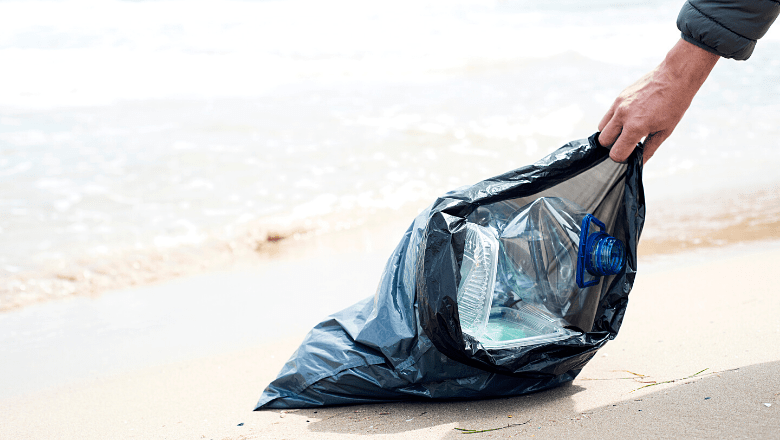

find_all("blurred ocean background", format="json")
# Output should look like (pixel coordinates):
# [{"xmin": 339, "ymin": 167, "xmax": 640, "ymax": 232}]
[{"xmin": 1, "ymin": 0, "xmax": 779, "ymax": 308}]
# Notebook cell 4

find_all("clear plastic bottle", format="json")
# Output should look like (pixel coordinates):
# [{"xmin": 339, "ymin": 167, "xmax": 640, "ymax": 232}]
[{"xmin": 456, "ymin": 197, "xmax": 625, "ymax": 348}]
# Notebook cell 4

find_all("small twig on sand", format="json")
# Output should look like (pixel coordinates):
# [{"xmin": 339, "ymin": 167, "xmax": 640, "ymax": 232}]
[
  {"xmin": 454, "ymin": 419, "xmax": 531, "ymax": 434},
  {"xmin": 581, "ymin": 370, "xmax": 650, "ymax": 381},
  {"xmin": 630, "ymin": 368, "xmax": 710, "ymax": 392}
]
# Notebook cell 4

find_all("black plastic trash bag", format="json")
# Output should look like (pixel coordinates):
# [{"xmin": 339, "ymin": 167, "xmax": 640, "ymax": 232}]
[{"xmin": 255, "ymin": 133, "xmax": 644, "ymax": 409}]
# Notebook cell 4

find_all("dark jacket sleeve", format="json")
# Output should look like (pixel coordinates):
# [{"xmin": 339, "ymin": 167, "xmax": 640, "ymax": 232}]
[{"xmin": 677, "ymin": 0, "xmax": 780, "ymax": 60}]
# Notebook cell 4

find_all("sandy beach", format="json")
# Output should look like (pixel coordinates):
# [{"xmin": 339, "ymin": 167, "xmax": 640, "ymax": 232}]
[
  {"xmin": 2, "ymin": 195, "xmax": 779, "ymax": 440},
  {"xmin": 2, "ymin": 1, "xmax": 780, "ymax": 438}
]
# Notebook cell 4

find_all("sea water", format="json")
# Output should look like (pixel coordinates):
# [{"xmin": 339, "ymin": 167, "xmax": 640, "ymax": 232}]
[{"xmin": 1, "ymin": 0, "xmax": 779, "ymax": 307}]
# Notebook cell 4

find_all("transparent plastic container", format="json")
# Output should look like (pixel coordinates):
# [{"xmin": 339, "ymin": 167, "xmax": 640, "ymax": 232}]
[
  {"xmin": 456, "ymin": 223, "xmax": 499, "ymax": 337},
  {"xmin": 456, "ymin": 197, "xmax": 625, "ymax": 348},
  {"xmin": 480, "ymin": 304, "xmax": 577, "ymax": 349}
]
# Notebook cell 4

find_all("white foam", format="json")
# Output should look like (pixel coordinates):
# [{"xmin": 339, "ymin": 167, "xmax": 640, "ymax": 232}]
[{"xmin": 0, "ymin": 0, "xmax": 679, "ymax": 109}]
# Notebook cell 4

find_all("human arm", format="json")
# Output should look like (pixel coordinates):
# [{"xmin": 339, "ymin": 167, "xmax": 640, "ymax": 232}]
[
  {"xmin": 598, "ymin": 0, "xmax": 780, "ymax": 164},
  {"xmin": 598, "ymin": 38, "xmax": 719, "ymax": 164}
]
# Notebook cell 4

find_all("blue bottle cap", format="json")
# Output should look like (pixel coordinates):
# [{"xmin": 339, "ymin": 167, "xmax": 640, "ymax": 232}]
[
  {"xmin": 576, "ymin": 214, "xmax": 625, "ymax": 288},
  {"xmin": 586, "ymin": 233, "xmax": 625, "ymax": 276}
]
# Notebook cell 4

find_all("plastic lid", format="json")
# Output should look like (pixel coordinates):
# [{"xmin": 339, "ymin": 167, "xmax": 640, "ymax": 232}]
[
  {"xmin": 576, "ymin": 214, "xmax": 625, "ymax": 288},
  {"xmin": 586, "ymin": 233, "xmax": 625, "ymax": 276}
]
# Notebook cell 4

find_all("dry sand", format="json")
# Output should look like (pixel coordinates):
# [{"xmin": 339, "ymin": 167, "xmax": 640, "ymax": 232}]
[{"xmin": 1, "ymin": 211, "xmax": 779, "ymax": 439}]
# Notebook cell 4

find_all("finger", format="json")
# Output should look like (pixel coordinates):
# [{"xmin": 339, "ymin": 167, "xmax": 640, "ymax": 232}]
[
  {"xmin": 609, "ymin": 125, "xmax": 645, "ymax": 163},
  {"xmin": 597, "ymin": 115, "xmax": 623, "ymax": 148},
  {"xmin": 639, "ymin": 131, "xmax": 669, "ymax": 164}
]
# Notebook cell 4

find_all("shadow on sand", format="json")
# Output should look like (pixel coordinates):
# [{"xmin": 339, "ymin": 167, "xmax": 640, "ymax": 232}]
[{"xmin": 282, "ymin": 360, "xmax": 779, "ymax": 439}]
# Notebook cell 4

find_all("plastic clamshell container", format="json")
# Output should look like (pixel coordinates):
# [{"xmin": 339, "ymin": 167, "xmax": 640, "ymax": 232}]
[
  {"xmin": 457, "ymin": 223, "xmax": 499, "ymax": 338},
  {"xmin": 479, "ymin": 304, "xmax": 578, "ymax": 349}
]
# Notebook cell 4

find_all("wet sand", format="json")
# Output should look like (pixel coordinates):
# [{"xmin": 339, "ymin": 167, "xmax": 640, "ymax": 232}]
[
  {"xmin": 4, "ymin": 183, "xmax": 780, "ymax": 313},
  {"xmin": 1, "ymin": 192, "xmax": 779, "ymax": 439}
]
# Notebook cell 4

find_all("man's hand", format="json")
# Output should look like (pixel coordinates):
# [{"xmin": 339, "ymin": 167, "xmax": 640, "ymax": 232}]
[{"xmin": 598, "ymin": 39, "xmax": 719, "ymax": 164}]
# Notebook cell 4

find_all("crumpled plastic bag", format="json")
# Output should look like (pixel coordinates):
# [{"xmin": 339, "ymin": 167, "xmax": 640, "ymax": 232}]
[{"xmin": 256, "ymin": 133, "xmax": 644, "ymax": 409}]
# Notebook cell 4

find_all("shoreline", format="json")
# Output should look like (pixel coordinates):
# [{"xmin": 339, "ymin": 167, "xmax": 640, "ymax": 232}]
[
  {"xmin": 2, "ymin": 180, "xmax": 779, "ymax": 313},
  {"xmin": 0, "ymin": 202, "xmax": 423, "ymax": 313}
]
